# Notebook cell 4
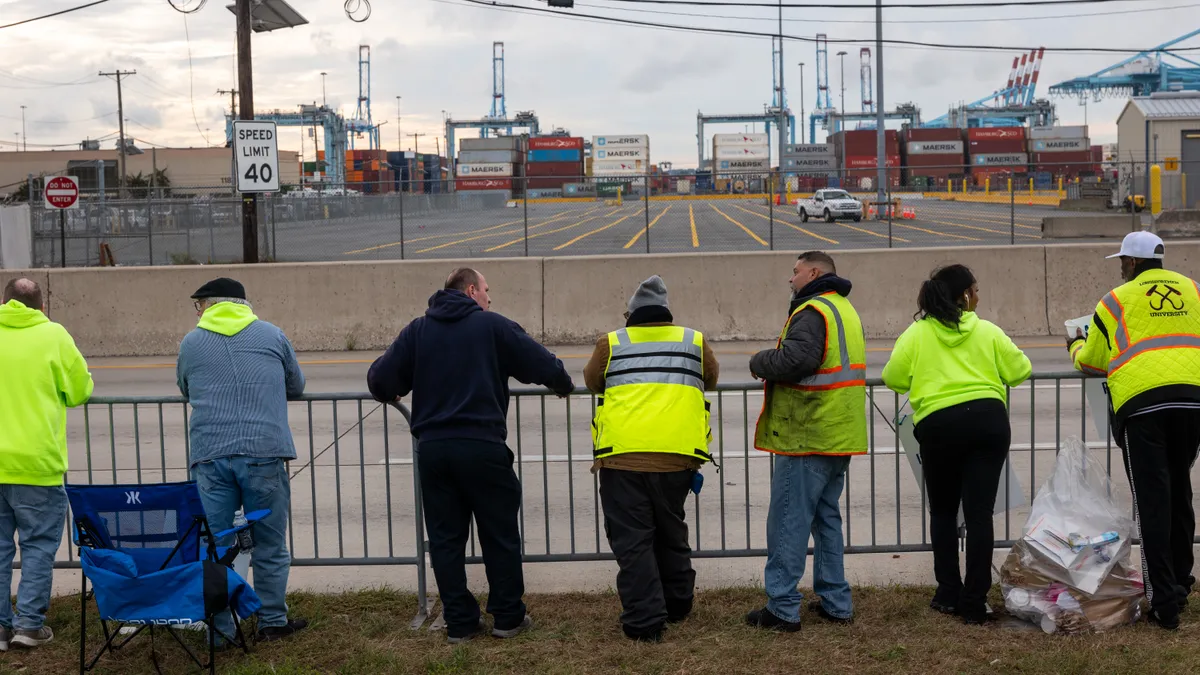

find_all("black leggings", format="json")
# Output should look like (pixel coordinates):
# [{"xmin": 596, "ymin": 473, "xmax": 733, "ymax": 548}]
[{"xmin": 915, "ymin": 398, "xmax": 1011, "ymax": 617}]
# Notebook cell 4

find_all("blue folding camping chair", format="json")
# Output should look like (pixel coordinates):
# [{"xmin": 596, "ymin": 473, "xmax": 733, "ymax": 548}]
[{"xmin": 66, "ymin": 481, "xmax": 268, "ymax": 674}]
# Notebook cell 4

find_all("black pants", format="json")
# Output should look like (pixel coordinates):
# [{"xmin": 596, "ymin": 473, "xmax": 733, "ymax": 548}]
[
  {"xmin": 1121, "ymin": 409, "xmax": 1200, "ymax": 618},
  {"xmin": 417, "ymin": 438, "xmax": 526, "ymax": 638},
  {"xmin": 915, "ymin": 399, "xmax": 1011, "ymax": 617},
  {"xmin": 598, "ymin": 468, "xmax": 696, "ymax": 634}
]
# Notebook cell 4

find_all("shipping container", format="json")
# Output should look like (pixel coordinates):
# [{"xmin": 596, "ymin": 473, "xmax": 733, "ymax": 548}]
[
  {"xmin": 592, "ymin": 135, "xmax": 650, "ymax": 149},
  {"xmin": 784, "ymin": 143, "xmax": 835, "ymax": 156},
  {"xmin": 966, "ymin": 127, "xmax": 1025, "ymax": 141},
  {"xmin": 1030, "ymin": 138, "xmax": 1090, "ymax": 153},
  {"xmin": 461, "ymin": 137, "xmax": 524, "ymax": 152},
  {"xmin": 458, "ymin": 150, "xmax": 523, "ymax": 164},
  {"xmin": 528, "ymin": 149, "xmax": 583, "ymax": 163},
  {"xmin": 970, "ymin": 153, "xmax": 1028, "ymax": 167},
  {"xmin": 457, "ymin": 178, "xmax": 514, "ymax": 191},
  {"xmin": 526, "ymin": 177, "xmax": 573, "ymax": 189},
  {"xmin": 714, "ymin": 133, "xmax": 769, "ymax": 146},
  {"xmin": 525, "ymin": 162, "xmax": 585, "ymax": 178},
  {"xmin": 527, "ymin": 188, "xmax": 564, "ymax": 199},
  {"xmin": 1032, "ymin": 151, "xmax": 1093, "ymax": 165},
  {"xmin": 716, "ymin": 158, "xmax": 771, "ymax": 171},
  {"xmin": 529, "ymin": 136, "xmax": 584, "ymax": 151},
  {"xmin": 594, "ymin": 147, "xmax": 649, "ymax": 161},
  {"xmin": 1029, "ymin": 125, "xmax": 1088, "ymax": 140},
  {"xmin": 902, "ymin": 128, "xmax": 964, "ymax": 142},
  {"xmin": 592, "ymin": 159, "xmax": 645, "ymax": 173},
  {"xmin": 904, "ymin": 154, "xmax": 968, "ymax": 170},
  {"xmin": 457, "ymin": 163, "xmax": 515, "ymax": 178},
  {"xmin": 844, "ymin": 155, "xmax": 900, "ymax": 169},
  {"xmin": 905, "ymin": 140, "xmax": 965, "ymax": 156},
  {"xmin": 713, "ymin": 145, "xmax": 769, "ymax": 159},
  {"xmin": 969, "ymin": 139, "xmax": 1027, "ymax": 154},
  {"xmin": 831, "ymin": 130, "xmax": 901, "ymax": 155},
  {"xmin": 783, "ymin": 156, "xmax": 837, "ymax": 171},
  {"xmin": 563, "ymin": 183, "xmax": 598, "ymax": 197}
]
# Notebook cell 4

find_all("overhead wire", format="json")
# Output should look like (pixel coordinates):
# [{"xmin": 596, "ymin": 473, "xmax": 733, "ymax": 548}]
[
  {"xmin": 569, "ymin": 0, "xmax": 1200, "ymax": 24},
  {"xmin": 182, "ymin": 14, "xmax": 213, "ymax": 146},
  {"xmin": 0, "ymin": 0, "xmax": 113, "ymax": 30},
  {"xmin": 452, "ymin": 0, "xmax": 1200, "ymax": 53},
  {"xmin": 578, "ymin": 0, "xmax": 1183, "ymax": 8}
]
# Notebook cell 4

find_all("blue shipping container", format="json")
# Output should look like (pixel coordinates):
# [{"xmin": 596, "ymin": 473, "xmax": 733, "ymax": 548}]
[{"xmin": 528, "ymin": 149, "xmax": 583, "ymax": 163}]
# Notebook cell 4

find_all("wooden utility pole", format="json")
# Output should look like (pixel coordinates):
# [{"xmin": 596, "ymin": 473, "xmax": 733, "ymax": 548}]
[
  {"xmin": 408, "ymin": 132, "xmax": 426, "ymax": 155},
  {"xmin": 235, "ymin": 0, "xmax": 258, "ymax": 263},
  {"xmin": 99, "ymin": 70, "xmax": 136, "ymax": 197}
]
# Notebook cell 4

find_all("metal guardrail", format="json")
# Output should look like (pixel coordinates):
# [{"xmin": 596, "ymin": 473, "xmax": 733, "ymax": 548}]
[{"xmin": 52, "ymin": 371, "xmax": 1192, "ymax": 612}]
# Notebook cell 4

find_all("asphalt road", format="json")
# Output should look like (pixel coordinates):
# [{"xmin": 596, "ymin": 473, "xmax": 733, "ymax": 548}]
[{"xmin": 42, "ymin": 197, "xmax": 1127, "ymax": 266}]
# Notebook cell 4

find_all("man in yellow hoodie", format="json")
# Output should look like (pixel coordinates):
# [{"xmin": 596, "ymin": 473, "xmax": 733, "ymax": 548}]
[{"xmin": 0, "ymin": 278, "xmax": 93, "ymax": 650}]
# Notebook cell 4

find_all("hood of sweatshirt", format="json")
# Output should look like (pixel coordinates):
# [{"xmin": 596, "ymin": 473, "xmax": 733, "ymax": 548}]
[
  {"xmin": 426, "ymin": 289, "xmax": 483, "ymax": 322},
  {"xmin": 789, "ymin": 274, "xmax": 853, "ymax": 314},
  {"xmin": 927, "ymin": 311, "xmax": 979, "ymax": 348},
  {"xmin": 197, "ymin": 302, "xmax": 258, "ymax": 336},
  {"xmin": 0, "ymin": 299, "xmax": 49, "ymax": 329}
]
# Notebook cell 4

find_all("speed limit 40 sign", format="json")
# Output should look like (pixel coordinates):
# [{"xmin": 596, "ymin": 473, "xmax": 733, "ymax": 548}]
[{"xmin": 233, "ymin": 120, "xmax": 280, "ymax": 193}]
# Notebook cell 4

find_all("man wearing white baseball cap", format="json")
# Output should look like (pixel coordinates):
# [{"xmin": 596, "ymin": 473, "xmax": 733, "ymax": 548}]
[{"xmin": 1069, "ymin": 230, "xmax": 1200, "ymax": 630}]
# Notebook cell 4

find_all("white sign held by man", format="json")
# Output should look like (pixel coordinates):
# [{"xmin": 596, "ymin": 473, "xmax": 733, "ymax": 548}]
[{"xmin": 233, "ymin": 120, "xmax": 280, "ymax": 193}]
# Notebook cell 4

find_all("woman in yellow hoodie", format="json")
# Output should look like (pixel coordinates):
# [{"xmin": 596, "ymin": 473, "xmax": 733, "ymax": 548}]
[{"xmin": 882, "ymin": 264, "xmax": 1031, "ymax": 625}]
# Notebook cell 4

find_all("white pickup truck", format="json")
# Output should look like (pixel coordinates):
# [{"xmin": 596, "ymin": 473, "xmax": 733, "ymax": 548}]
[{"xmin": 796, "ymin": 189, "xmax": 864, "ymax": 223}]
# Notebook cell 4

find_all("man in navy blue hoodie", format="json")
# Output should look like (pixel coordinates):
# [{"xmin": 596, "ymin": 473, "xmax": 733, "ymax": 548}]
[{"xmin": 368, "ymin": 268, "xmax": 574, "ymax": 643}]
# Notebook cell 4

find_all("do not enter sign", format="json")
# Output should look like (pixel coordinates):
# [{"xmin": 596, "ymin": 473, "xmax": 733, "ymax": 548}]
[{"xmin": 44, "ymin": 175, "xmax": 80, "ymax": 210}]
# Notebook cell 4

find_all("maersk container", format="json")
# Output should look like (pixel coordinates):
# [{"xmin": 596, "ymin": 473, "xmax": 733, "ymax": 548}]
[
  {"xmin": 458, "ymin": 150, "xmax": 523, "ymax": 164},
  {"xmin": 528, "ymin": 149, "xmax": 583, "ymax": 163},
  {"xmin": 460, "ymin": 137, "xmax": 524, "ymax": 152},
  {"xmin": 1029, "ymin": 125, "xmax": 1088, "ymax": 140}
]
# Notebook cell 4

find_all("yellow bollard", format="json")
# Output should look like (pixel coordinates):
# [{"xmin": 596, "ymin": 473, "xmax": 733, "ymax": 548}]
[
  {"xmin": 962, "ymin": 178, "xmax": 967, "ymax": 194},
  {"xmin": 1151, "ymin": 164, "xmax": 1162, "ymax": 216},
  {"xmin": 948, "ymin": 179, "xmax": 953, "ymax": 194},
  {"xmin": 1058, "ymin": 176, "xmax": 1063, "ymax": 193},
  {"xmin": 985, "ymin": 177, "xmax": 990, "ymax": 196},
  {"xmin": 1184, "ymin": 173, "xmax": 1188, "ymax": 209},
  {"xmin": 1028, "ymin": 178, "xmax": 1034, "ymax": 196},
  {"xmin": 1007, "ymin": 178, "xmax": 1012, "ymax": 193}
]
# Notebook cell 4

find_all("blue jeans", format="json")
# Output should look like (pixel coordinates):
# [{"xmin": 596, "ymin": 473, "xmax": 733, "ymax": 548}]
[
  {"xmin": 193, "ymin": 457, "xmax": 292, "ymax": 633},
  {"xmin": 764, "ymin": 454, "xmax": 853, "ymax": 622},
  {"xmin": 0, "ymin": 484, "xmax": 67, "ymax": 631}
]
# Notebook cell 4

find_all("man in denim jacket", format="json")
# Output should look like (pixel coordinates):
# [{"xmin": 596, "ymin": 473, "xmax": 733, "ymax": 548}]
[{"xmin": 177, "ymin": 277, "xmax": 306, "ymax": 642}]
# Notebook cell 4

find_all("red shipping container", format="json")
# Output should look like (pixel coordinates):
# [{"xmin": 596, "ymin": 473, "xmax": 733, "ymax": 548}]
[
  {"xmin": 969, "ymin": 139, "xmax": 1027, "ymax": 154},
  {"xmin": 528, "ymin": 136, "xmax": 584, "ymax": 151},
  {"xmin": 844, "ymin": 155, "xmax": 900, "ymax": 169},
  {"xmin": 526, "ymin": 177, "xmax": 573, "ymax": 189},
  {"xmin": 832, "ymin": 130, "xmax": 901, "ymax": 154},
  {"xmin": 904, "ymin": 154, "xmax": 967, "ymax": 170},
  {"xmin": 457, "ymin": 178, "xmax": 513, "ymax": 191},
  {"xmin": 1033, "ymin": 151, "xmax": 1092, "ymax": 164},
  {"xmin": 966, "ymin": 127, "xmax": 1025, "ymax": 141},
  {"xmin": 902, "ymin": 128, "xmax": 963, "ymax": 142},
  {"xmin": 524, "ymin": 162, "xmax": 585, "ymax": 178}
]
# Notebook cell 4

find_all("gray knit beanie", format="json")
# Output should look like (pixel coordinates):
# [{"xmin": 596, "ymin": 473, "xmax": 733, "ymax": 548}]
[{"xmin": 628, "ymin": 275, "xmax": 669, "ymax": 313}]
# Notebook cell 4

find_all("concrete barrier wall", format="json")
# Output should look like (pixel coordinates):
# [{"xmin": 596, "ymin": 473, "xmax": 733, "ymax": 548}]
[
  {"xmin": 1045, "ymin": 241, "xmax": 1200, "ymax": 333},
  {"xmin": 32, "ymin": 259, "xmax": 543, "ymax": 357},
  {"xmin": 9, "ymin": 241, "xmax": 1200, "ymax": 357},
  {"xmin": 1042, "ymin": 216, "xmax": 1138, "ymax": 239},
  {"xmin": 542, "ymin": 246, "xmax": 1049, "ymax": 344}
]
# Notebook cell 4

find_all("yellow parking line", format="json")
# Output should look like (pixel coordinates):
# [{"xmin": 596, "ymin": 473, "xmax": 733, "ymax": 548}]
[
  {"xmin": 486, "ymin": 207, "xmax": 622, "ymax": 253},
  {"xmin": 689, "ymin": 205, "xmax": 699, "ymax": 247},
  {"xmin": 938, "ymin": 211, "xmax": 1041, "ymax": 231},
  {"xmin": 890, "ymin": 222, "xmax": 981, "ymax": 241},
  {"xmin": 749, "ymin": 204, "xmax": 909, "ymax": 243},
  {"xmin": 622, "ymin": 205, "xmax": 674, "ymax": 249},
  {"xmin": 561, "ymin": 209, "xmax": 650, "ymax": 252},
  {"xmin": 730, "ymin": 204, "xmax": 839, "ymax": 245},
  {"xmin": 415, "ymin": 208, "xmax": 594, "ymax": 255},
  {"xmin": 710, "ymin": 204, "xmax": 768, "ymax": 247},
  {"xmin": 920, "ymin": 217, "xmax": 1040, "ymax": 239},
  {"xmin": 343, "ymin": 216, "xmax": 528, "ymax": 255}
]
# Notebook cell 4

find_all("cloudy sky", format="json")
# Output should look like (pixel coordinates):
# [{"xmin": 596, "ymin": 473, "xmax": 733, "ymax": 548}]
[{"xmin": 1, "ymin": 0, "xmax": 1198, "ymax": 168}]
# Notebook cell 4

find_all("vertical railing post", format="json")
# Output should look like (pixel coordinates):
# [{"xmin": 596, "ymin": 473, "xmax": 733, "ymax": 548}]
[
  {"xmin": 768, "ymin": 171, "xmax": 775, "ymax": 250},
  {"xmin": 644, "ymin": 174, "xmax": 651, "ymax": 254},
  {"xmin": 1010, "ymin": 176, "xmax": 1016, "ymax": 245}
]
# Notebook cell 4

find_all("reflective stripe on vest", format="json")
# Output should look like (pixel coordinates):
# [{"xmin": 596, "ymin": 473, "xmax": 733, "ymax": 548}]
[
  {"xmin": 1100, "ymin": 293, "xmax": 1130, "ymax": 352},
  {"xmin": 1108, "ymin": 333, "xmax": 1200, "ymax": 374},
  {"xmin": 605, "ymin": 328, "xmax": 704, "ymax": 390},
  {"xmin": 784, "ymin": 296, "xmax": 867, "ymax": 391}
]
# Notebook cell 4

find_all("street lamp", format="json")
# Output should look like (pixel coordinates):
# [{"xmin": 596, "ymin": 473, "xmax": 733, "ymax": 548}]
[
  {"xmin": 321, "ymin": 72, "xmax": 327, "ymax": 107},
  {"xmin": 20, "ymin": 105, "xmax": 27, "ymax": 151},
  {"xmin": 837, "ymin": 51, "xmax": 847, "ymax": 182},
  {"xmin": 396, "ymin": 96, "xmax": 402, "ymax": 152},
  {"xmin": 798, "ymin": 62, "xmax": 805, "ymax": 144}
]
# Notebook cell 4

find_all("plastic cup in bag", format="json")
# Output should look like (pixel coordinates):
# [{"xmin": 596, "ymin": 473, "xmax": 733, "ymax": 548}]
[{"xmin": 1065, "ymin": 315, "xmax": 1091, "ymax": 339}]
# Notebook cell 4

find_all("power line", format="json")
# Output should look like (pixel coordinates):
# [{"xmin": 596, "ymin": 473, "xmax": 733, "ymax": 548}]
[
  {"xmin": 183, "ymin": 14, "xmax": 213, "ymax": 146},
  {"xmin": 0, "ymin": 0, "xmax": 113, "ymax": 30},
  {"xmin": 0, "ymin": 111, "xmax": 118, "ymax": 124},
  {"xmin": 569, "ymin": 0, "xmax": 1200, "ymax": 24},
  {"xmin": 584, "ymin": 0, "xmax": 1175, "ymax": 7},
  {"xmin": 452, "ymin": 0, "xmax": 1200, "ymax": 52}
]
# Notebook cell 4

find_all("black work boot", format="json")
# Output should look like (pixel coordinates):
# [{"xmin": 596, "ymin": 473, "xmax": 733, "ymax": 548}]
[
  {"xmin": 666, "ymin": 597, "xmax": 693, "ymax": 624},
  {"xmin": 622, "ymin": 622, "xmax": 665, "ymax": 643},
  {"xmin": 744, "ymin": 607, "xmax": 801, "ymax": 633}
]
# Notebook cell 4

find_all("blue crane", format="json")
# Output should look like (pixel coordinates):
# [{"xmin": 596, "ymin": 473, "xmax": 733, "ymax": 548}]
[
  {"xmin": 1048, "ymin": 28, "xmax": 1200, "ymax": 100},
  {"xmin": 923, "ymin": 48, "xmax": 1050, "ymax": 128}
]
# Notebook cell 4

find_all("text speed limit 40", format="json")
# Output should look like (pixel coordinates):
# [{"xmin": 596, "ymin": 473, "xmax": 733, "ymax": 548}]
[{"xmin": 233, "ymin": 120, "xmax": 280, "ymax": 193}]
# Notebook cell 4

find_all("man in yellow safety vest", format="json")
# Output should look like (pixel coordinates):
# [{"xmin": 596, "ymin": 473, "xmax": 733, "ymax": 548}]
[
  {"xmin": 745, "ymin": 251, "xmax": 867, "ymax": 632},
  {"xmin": 585, "ymin": 275, "xmax": 719, "ymax": 642},
  {"xmin": 1070, "ymin": 231, "xmax": 1200, "ymax": 630}
]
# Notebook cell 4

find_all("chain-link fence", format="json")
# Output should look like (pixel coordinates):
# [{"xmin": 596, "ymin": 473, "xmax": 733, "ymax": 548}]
[{"xmin": 18, "ymin": 158, "xmax": 1195, "ymax": 266}]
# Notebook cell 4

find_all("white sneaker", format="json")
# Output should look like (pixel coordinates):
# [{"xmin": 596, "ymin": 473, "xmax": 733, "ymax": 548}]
[
  {"xmin": 492, "ymin": 615, "xmax": 533, "ymax": 639},
  {"xmin": 12, "ymin": 626, "xmax": 53, "ymax": 648}
]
